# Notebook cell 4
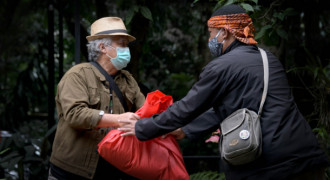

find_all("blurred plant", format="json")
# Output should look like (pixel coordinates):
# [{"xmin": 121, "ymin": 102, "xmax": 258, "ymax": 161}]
[
  {"xmin": 162, "ymin": 73, "xmax": 195, "ymax": 101},
  {"xmin": 0, "ymin": 120, "xmax": 56, "ymax": 180},
  {"xmin": 125, "ymin": 5, "xmax": 153, "ymax": 25},
  {"xmin": 313, "ymin": 127, "xmax": 330, "ymax": 178},
  {"xmin": 287, "ymin": 47, "xmax": 330, "ymax": 159}
]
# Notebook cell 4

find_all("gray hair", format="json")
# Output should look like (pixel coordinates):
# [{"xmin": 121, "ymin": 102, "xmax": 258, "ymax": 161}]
[{"xmin": 87, "ymin": 37, "xmax": 112, "ymax": 61}]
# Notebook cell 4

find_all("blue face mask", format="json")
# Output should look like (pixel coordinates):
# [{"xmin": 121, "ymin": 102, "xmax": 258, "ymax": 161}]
[
  {"xmin": 106, "ymin": 46, "xmax": 131, "ymax": 70},
  {"xmin": 208, "ymin": 30, "xmax": 225, "ymax": 57}
]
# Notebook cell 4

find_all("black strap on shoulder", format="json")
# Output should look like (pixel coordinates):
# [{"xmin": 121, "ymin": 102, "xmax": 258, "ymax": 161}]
[{"xmin": 90, "ymin": 61, "xmax": 129, "ymax": 112}]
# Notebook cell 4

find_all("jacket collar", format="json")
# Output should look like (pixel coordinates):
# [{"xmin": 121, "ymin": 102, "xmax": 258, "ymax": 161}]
[
  {"xmin": 90, "ymin": 62, "xmax": 118, "ymax": 82},
  {"xmin": 223, "ymin": 39, "xmax": 247, "ymax": 55}
]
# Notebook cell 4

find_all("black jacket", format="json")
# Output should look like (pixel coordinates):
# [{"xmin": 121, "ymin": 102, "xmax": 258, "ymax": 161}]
[{"xmin": 135, "ymin": 41, "xmax": 329, "ymax": 179}]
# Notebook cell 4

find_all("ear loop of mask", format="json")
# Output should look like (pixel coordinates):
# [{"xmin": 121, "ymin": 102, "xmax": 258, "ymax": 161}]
[
  {"xmin": 104, "ymin": 45, "xmax": 131, "ymax": 70},
  {"xmin": 208, "ymin": 29, "xmax": 225, "ymax": 57},
  {"xmin": 217, "ymin": 29, "xmax": 226, "ymax": 43},
  {"xmin": 216, "ymin": 29, "xmax": 226, "ymax": 55},
  {"xmin": 215, "ymin": 29, "xmax": 222, "ymax": 38},
  {"xmin": 105, "ymin": 46, "xmax": 116, "ymax": 59}
]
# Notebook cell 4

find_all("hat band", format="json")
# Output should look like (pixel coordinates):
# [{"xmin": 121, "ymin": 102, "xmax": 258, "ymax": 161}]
[{"xmin": 95, "ymin": 29, "xmax": 128, "ymax": 35}]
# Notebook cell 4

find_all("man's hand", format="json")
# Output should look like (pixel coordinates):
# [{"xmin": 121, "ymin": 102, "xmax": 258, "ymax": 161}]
[
  {"xmin": 117, "ymin": 113, "xmax": 140, "ymax": 126},
  {"xmin": 168, "ymin": 128, "xmax": 186, "ymax": 140},
  {"xmin": 97, "ymin": 112, "xmax": 140, "ymax": 128},
  {"xmin": 118, "ymin": 119, "xmax": 137, "ymax": 136}
]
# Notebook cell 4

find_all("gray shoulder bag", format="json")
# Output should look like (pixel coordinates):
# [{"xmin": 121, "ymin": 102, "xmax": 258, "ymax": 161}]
[{"xmin": 219, "ymin": 48, "xmax": 269, "ymax": 165}]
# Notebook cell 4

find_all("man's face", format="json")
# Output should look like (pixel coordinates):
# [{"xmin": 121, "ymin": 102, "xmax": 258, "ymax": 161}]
[
  {"xmin": 110, "ymin": 36, "xmax": 129, "ymax": 48},
  {"xmin": 208, "ymin": 27, "xmax": 223, "ymax": 42},
  {"xmin": 106, "ymin": 36, "xmax": 129, "ymax": 58}
]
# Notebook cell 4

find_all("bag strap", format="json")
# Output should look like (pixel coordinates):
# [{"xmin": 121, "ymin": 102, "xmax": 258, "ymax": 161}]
[
  {"xmin": 257, "ymin": 48, "xmax": 269, "ymax": 118},
  {"xmin": 90, "ymin": 61, "xmax": 129, "ymax": 112}
]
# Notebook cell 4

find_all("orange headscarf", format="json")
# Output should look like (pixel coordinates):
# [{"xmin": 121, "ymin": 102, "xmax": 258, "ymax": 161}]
[{"xmin": 208, "ymin": 13, "xmax": 257, "ymax": 45}]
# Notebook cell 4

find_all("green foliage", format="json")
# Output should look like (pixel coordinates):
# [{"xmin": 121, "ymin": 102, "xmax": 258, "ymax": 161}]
[
  {"xmin": 313, "ymin": 127, "xmax": 330, "ymax": 178},
  {"xmin": 287, "ymin": 54, "xmax": 330, "ymax": 177},
  {"xmin": 190, "ymin": 171, "xmax": 226, "ymax": 180},
  {"xmin": 286, "ymin": 47, "xmax": 330, "ymax": 131},
  {"xmin": 162, "ymin": 73, "xmax": 195, "ymax": 101},
  {"xmin": 272, "ymin": 9, "xmax": 296, "ymax": 42},
  {"xmin": 240, "ymin": 3, "xmax": 254, "ymax": 12},
  {"xmin": 253, "ymin": 7, "xmax": 298, "ymax": 46},
  {"xmin": 255, "ymin": 25, "xmax": 271, "ymax": 40},
  {"xmin": 313, "ymin": 128, "xmax": 330, "ymax": 152},
  {"xmin": 212, "ymin": 0, "xmax": 259, "ymax": 12},
  {"xmin": 126, "ymin": 5, "xmax": 153, "ymax": 25},
  {"xmin": 0, "ymin": 120, "xmax": 55, "ymax": 179},
  {"xmin": 0, "ymin": 0, "xmax": 50, "ymax": 131},
  {"xmin": 136, "ymin": 1, "xmax": 212, "ymax": 99}
]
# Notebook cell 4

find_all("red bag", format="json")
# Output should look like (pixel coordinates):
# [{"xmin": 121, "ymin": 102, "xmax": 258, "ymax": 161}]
[{"xmin": 98, "ymin": 90, "xmax": 189, "ymax": 180}]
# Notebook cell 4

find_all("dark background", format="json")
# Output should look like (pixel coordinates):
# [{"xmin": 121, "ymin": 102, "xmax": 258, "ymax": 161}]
[{"xmin": 0, "ymin": 0, "xmax": 329, "ymax": 179}]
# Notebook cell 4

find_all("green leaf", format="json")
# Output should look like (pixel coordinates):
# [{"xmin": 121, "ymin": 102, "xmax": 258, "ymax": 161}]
[
  {"xmin": 140, "ymin": 6, "xmax": 153, "ymax": 21},
  {"xmin": 251, "ymin": 0, "xmax": 258, "ymax": 4},
  {"xmin": 0, "ymin": 151, "xmax": 20, "ymax": 163},
  {"xmin": 0, "ymin": 136, "xmax": 13, "ymax": 151},
  {"xmin": 126, "ymin": 8, "xmax": 135, "ymax": 25},
  {"xmin": 193, "ymin": 0, "xmax": 199, "ymax": 4},
  {"xmin": 241, "ymin": 3, "xmax": 254, "ymax": 12},
  {"xmin": 313, "ymin": 67, "xmax": 319, "ymax": 79},
  {"xmin": 224, "ymin": 0, "xmax": 235, "ymax": 6},
  {"xmin": 0, "ymin": 148, "xmax": 10, "ymax": 155},
  {"xmin": 276, "ymin": 28, "xmax": 288, "ymax": 40},
  {"xmin": 214, "ymin": 0, "xmax": 226, "ymax": 10},
  {"xmin": 273, "ymin": 12, "xmax": 285, "ymax": 21},
  {"xmin": 255, "ymin": 25, "xmax": 271, "ymax": 40},
  {"xmin": 133, "ymin": 5, "xmax": 139, "ymax": 12},
  {"xmin": 283, "ymin": 8, "xmax": 297, "ymax": 16}
]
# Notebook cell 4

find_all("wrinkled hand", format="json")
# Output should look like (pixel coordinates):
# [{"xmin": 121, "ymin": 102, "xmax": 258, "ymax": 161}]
[
  {"xmin": 117, "ymin": 113, "xmax": 140, "ymax": 127},
  {"xmin": 118, "ymin": 119, "xmax": 137, "ymax": 136},
  {"xmin": 97, "ymin": 112, "xmax": 140, "ymax": 128}
]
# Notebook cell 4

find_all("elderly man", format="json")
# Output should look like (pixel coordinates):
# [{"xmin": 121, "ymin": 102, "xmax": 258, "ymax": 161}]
[
  {"xmin": 48, "ymin": 17, "xmax": 144, "ymax": 180},
  {"xmin": 120, "ymin": 4, "xmax": 329, "ymax": 180}
]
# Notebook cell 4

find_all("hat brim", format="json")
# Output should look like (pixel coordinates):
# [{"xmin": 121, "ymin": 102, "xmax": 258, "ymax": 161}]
[{"xmin": 86, "ymin": 33, "xmax": 136, "ymax": 42}]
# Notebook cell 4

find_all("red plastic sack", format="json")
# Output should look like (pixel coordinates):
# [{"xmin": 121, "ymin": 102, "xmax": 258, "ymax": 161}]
[{"xmin": 98, "ymin": 90, "xmax": 189, "ymax": 180}]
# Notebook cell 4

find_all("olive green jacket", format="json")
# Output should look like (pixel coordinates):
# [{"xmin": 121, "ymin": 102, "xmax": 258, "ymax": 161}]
[{"xmin": 50, "ymin": 62, "xmax": 145, "ymax": 179}]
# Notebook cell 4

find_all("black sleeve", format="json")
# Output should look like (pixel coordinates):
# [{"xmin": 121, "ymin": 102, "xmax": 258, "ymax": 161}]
[
  {"xmin": 135, "ymin": 63, "xmax": 227, "ymax": 141},
  {"xmin": 181, "ymin": 108, "xmax": 220, "ymax": 140}
]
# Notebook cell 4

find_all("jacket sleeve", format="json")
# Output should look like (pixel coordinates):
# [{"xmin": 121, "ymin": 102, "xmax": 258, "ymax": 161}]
[
  {"xmin": 135, "ymin": 91, "xmax": 145, "ymax": 110},
  {"xmin": 57, "ymin": 72, "xmax": 100, "ymax": 130},
  {"xmin": 135, "ymin": 63, "xmax": 227, "ymax": 141},
  {"xmin": 181, "ymin": 108, "xmax": 220, "ymax": 140}
]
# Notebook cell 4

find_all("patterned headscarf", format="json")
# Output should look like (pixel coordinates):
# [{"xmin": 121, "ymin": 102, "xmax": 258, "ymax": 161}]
[{"xmin": 208, "ymin": 13, "xmax": 257, "ymax": 45}]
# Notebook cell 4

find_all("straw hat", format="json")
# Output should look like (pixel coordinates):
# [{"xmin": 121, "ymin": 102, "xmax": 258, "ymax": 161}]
[{"xmin": 86, "ymin": 17, "xmax": 136, "ymax": 42}]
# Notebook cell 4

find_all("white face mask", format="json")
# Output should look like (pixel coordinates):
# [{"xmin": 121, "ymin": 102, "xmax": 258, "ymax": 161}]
[{"xmin": 106, "ymin": 46, "xmax": 131, "ymax": 70}]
